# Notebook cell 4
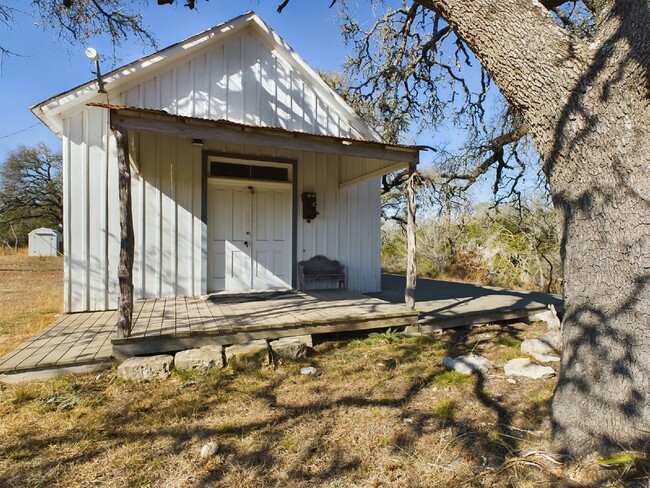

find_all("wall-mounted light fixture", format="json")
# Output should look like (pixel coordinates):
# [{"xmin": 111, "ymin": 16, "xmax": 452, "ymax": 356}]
[
  {"xmin": 301, "ymin": 192, "xmax": 319, "ymax": 223},
  {"xmin": 85, "ymin": 47, "xmax": 106, "ymax": 94}
]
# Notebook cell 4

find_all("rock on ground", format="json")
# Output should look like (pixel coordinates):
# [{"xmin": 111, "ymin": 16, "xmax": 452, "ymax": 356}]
[
  {"xmin": 521, "ymin": 337, "xmax": 558, "ymax": 356},
  {"xmin": 442, "ymin": 354, "xmax": 495, "ymax": 375},
  {"xmin": 200, "ymin": 441, "xmax": 219, "ymax": 459},
  {"xmin": 531, "ymin": 304, "xmax": 562, "ymax": 351},
  {"xmin": 117, "ymin": 355, "xmax": 173, "ymax": 381},
  {"xmin": 529, "ymin": 352, "xmax": 561, "ymax": 363},
  {"xmin": 224, "ymin": 340, "xmax": 269, "ymax": 363},
  {"xmin": 175, "ymin": 345, "xmax": 224, "ymax": 371},
  {"xmin": 504, "ymin": 358, "xmax": 555, "ymax": 379},
  {"xmin": 533, "ymin": 305, "xmax": 561, "ymax": 333},
  {"xmin": 300, "ymin": 366, "xmax": 317, "ymax": 375},
  {"xmin": 271, "ymin": 337, "xmax": 313, "ymax": 360}
]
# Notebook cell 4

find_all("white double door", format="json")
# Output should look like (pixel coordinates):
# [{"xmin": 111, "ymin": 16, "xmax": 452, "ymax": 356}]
[{"xmin": 207, "ymin": 180, "xmax": 292, "ymax": 291}]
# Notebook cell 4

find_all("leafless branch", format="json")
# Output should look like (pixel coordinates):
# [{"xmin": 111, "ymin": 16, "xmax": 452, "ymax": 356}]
[
  {"xmin": 33, "ymin": 0, "xmax": 158, "ymax": 55},
  {"xmin": 439, "ymin": 123, "xmax": 530, "ymax": 190}
]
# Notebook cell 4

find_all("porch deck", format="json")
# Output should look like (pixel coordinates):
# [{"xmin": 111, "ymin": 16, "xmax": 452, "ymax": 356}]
[
  {"xmin": 374, "ymin": 275, "xmax": 562, "ymax": 332},
  {"xmin": 0, "ymin": 276, "xmax": 562, "ymax": 382},
  {"xmin": 0, "ymin": 289, "xmax": 417, "ymax": 380},
  {"xmin": 111, "ymin": 289, "xmax": 418, "ymax": 358}
]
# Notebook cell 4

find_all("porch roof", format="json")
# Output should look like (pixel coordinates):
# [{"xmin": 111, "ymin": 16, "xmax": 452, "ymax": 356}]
[{"xmin": 91, "ymin": 103, "xmax": 420, "ymax": 166}]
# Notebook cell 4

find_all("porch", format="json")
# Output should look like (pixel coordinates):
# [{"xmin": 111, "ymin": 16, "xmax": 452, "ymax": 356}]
[
  {"xmin": 0, "ymin": 288, "xmax": 416, "ymax": 381},
  {"xmin": 111, "ymin": 289, "xmax": 418, "ymax": 358},
  {"xmin": 0, "ymin": 277, "xmax": 561, "ymax": 382}
]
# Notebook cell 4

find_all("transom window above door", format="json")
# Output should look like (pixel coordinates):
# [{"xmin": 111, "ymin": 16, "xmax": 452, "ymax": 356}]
[{"xmin": 209, "ymin": 161, "xmax": 290, "ymax": 182}]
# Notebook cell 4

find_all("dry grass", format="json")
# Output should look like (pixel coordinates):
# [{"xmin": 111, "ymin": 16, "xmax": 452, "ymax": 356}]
[
  {"xmin": 0, "ymin": 253, "xmax": 648, "ymax": 487},
  {"xmin": 0, "ymin": 248, "xmax": 63, "ymax": 356},
  {"xmin": 1, "ymin": 323, "xmax": 648, "ymax": 487}
]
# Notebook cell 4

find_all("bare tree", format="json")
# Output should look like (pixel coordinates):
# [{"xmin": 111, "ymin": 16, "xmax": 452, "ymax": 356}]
[
  {"xmin": 412, "ymin": 0, "xmax": 650, "ymax": 456},
  {"xmin": 0, "ymin": 1, "xmax": 158, "ymax": 63},
  {"xmin": 0, "ymin": 143, "xmax": 62, "ymax": 245},
  {"xmin": 281, "ymin": 0, "xmax": 650, "ymax": 456}
]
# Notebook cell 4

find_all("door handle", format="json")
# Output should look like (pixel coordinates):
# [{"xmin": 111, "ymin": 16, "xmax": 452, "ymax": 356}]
[{"xmin": 244, "ymin": 241, "xmax": 249, "ymax": 247}]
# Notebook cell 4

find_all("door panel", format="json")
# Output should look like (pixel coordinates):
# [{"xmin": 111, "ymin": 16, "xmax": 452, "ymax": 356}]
[
  {"xmin": 208, "ymin": 182, "xmax": 292, "ymax": 291},
  {"xmin": 252, "ymin": 187, "xmax": 291, "ymax": 289},
  {"xmin": 208, "ymin": 185, "xmax": 252, "ymax": 291},
  {"xmin": 228, "ymin": 244, "xmax": 251, "ymax": 290},
  {"xmin": 207, "ymin": 186, "xmax": 228, "ymax": 290}
]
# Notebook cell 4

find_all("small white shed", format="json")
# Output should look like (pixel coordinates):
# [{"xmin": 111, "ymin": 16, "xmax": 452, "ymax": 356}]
[{"xmin": 28, "ymin": 227, "xmax": 61, "ymax": 257}]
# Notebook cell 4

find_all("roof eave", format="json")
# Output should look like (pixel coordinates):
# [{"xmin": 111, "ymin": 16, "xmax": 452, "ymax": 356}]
[
  {"xmin": 30, "ymin": 11, "xmax": 257, "ymax": 133},
  {"xmin": 100, "ymin": 104, "xmax": 420, "ymax": 165}
]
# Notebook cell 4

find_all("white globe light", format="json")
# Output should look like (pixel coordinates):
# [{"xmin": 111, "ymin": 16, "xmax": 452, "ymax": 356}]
[{"xmin": 85, "ymin": 47, "xmax": 98, "ymax": 61}]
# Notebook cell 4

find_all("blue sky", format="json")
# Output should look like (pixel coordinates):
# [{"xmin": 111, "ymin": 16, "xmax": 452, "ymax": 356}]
[
  {"xmin": 0, "ymin": 1, "xmax": 529, "ymax": 200},
  {"xmin": 0, "ymin": 1, "xmax": 350, "ymax": 160}
]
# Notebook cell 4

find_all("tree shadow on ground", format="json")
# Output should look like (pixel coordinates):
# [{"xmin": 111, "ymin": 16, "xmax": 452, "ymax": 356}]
[{"xmin": 1, "ymin": 323, "xmax": 648, "ymax": 487}]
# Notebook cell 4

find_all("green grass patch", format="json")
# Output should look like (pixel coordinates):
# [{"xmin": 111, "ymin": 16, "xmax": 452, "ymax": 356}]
[
  {"xmin": 526, "ymin": 385, "xmax": 555, "ymax": 406},
  {"xmin": 367, "ymin": 328, "xmax": 403, "ymax": 343},
  {"xmin": 408, "ymin": 335, "xmax": 440, "ymax": 346},
  {"xmin": 172, "ymin": 367, "xmax": 201, "ymax": 382},
  {"xmin": 488, "ymin": 429, "xmax": 504, "ymax": 443},
  {"xmin": 434, "ymin": 398, "xmax": 457, "ymax": 420},
  {"xmin": 494, "ymin": 335, "xmax": 521, "ymax": 348},
  {"xmin": 430, "ymin": 370, "xmax": 474, "ymax": 387},
  {"xmin": 279, "ymin": 433, "xmax": 299, "ymax": 453},
  {"xmin": 499, "ymin": 350, "xmax": 527, "ymax": 362}
]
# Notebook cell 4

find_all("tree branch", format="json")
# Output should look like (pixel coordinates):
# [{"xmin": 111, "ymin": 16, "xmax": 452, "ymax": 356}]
[{"xmin": 439, "ymin": 123, "xmax": 530, "ymax": 190}]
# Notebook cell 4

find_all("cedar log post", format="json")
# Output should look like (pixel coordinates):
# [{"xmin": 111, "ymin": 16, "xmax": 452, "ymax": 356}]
[
  {"xmin": 405, "ymin": 162, "xmax": 417, "ymax": 310},
  {"xmin": 112, "ymin": 126, "xmax": 135, "ymax": 339}
]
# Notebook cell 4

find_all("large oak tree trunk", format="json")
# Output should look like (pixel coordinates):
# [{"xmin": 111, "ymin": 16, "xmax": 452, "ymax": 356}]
[{"xmin": 422, "ymin": 0, "xmax": 650, "ymax": 454}]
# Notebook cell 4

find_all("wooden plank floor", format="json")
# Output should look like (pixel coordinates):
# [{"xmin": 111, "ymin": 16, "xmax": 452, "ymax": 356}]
[
  {"xmin": 372, "ymin": 275, "xmax": 563, "ymax": 332},
  {"xmin": 112, "ymin": 290, "xmax": 419, "ymax": 357},
  {"xmin": 0, "ymin": 310, "xmax": 115, "ymax": 374},
  {"xmin": 0, "ymin": 290, "xmax": 417, "ymax": 375},
  {"xmin": 0, "ymin": 280, "xmax": 562, "ymax": 377}
]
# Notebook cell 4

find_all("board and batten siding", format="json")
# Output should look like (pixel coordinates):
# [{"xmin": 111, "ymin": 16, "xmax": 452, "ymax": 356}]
[
  {"xmin": 63, "ymin": 106, "xmax": 120, "ymax": 312},
  {"xmin": 133, "ymin": 133, "xmax": 204, "ymax": 300},
  {"xmin": 117, "ymin": 28, "xmax": 362, "ymax": 139},
  {"xmin": 59, "ymin": 22, "xmax": 392, "ymax": 312},
  {"xmin": 63, "ymin": 119, "xmax": 206, "ymax": 313},
  {"xmin": 62, "ymin": 119, "xmax": 382, "ymax": 313}
]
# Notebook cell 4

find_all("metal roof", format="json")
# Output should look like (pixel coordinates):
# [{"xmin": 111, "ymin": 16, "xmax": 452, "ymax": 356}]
[{"xmin": 95, "ymin": 104, "xmax": 419, "ymax": 167}]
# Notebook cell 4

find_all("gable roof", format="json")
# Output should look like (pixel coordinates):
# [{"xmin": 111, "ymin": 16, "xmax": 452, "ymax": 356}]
[{"xmin": 31, "ymin": 11, "xmax": 381, "ymax": 142}]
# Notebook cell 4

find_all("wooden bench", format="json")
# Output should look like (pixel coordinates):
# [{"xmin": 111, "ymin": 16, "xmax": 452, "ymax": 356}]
[{"xmin": 298, "ymin": 255, "xmax": 346, "ymax": 290}]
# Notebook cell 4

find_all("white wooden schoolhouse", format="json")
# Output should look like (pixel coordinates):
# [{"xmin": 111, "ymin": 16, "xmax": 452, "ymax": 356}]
[{"xmin": 31, "ymin": 12, "xmax": 419, "ymax": 327}]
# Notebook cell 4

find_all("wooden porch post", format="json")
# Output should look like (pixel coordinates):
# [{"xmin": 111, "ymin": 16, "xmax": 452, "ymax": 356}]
[
  {"xmin": 112, "ymin": 126, "xmax": 135, "ymax": 339},
  {"xmin": 405, "ymin": 162, "xmax": 417, "ymax": 310}
]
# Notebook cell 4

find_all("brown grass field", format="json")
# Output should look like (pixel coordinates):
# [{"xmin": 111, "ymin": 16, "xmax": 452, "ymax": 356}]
[
  {"xmin": 0, "ymin": 248, "xmax": 64, "ymax": 356},
  {"xmin": 0, "ymin": 252, "xmax": 647, "ymax": 487}
]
